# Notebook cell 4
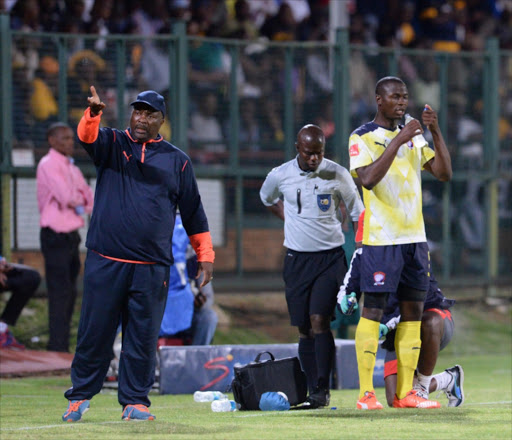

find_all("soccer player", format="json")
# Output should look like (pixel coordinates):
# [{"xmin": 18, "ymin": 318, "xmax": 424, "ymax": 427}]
[
  {"xmin": 348, "ymin": 76, "xmax": 452, "ymax": 409},
  {"xmin": 339, "ymin": 211, "xmax": 465, "ymax": 408},
  {"xmin": 260, "ymin": 124, "xmax": 364, "ymax": 408},
  {"xmin": 380, "ymin": 277, "xmax": 465, "ymax": 407}
]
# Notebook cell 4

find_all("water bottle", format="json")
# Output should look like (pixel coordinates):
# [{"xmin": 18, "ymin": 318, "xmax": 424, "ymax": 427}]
[
  {"xmin": 346, "ymin": 295, "xmax": 357, "ymax": 315},
  {"xmin": 404, "ymin": 113, "xmax": 427, "ymax": 148},
  {"xmin": 211, "ymin": 399, "xmax": 239, "ymax": 412},
  {"xmin": 193, "ymin": 391, "xmax": 227, "ymax": 402}
]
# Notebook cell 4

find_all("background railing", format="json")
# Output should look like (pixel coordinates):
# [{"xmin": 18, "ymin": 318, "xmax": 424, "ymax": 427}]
[{"xmin": 1, "ymin": 15, "xmax": 511, "ymax": 292}]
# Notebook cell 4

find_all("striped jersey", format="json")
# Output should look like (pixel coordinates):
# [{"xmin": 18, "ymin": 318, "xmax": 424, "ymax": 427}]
[
  {"xmin": 260, "ymin": 156, "xmax": 364, "ymax": 252},
  {"xmin": 349, "ymin": 122, "xmax": 435, "ymax": 245}
]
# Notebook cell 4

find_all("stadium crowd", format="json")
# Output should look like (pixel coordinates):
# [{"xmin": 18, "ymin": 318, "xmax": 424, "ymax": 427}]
[{"xmin": 2, "ymin": 0, "xmax": 511, "ymax": 273}]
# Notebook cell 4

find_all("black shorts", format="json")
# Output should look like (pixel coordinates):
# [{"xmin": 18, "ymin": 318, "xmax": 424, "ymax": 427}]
[
  {"xmin": 360, "ymin": 242, "xmax": 430, "ymax": 293},
  {"xmin": 283, "ymin": 246, "xmax": 347, "ymax": 327}
]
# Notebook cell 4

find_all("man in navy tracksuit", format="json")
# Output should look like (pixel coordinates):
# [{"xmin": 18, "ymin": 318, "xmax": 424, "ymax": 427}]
[{"xmin": 62, "ymin": 86, "xmax": 215, "ymax": 422}]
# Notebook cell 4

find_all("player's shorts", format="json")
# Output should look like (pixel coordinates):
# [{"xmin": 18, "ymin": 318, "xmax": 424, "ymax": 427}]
[
  {"xmin": 283, "ymin": 246, "xmax": 347, "ymax": 327},
  {"xmin": 360, "ymin": 242, "xmax": 430, "ymax": 294},
  {"xmin": 383, "ymin": 308, "xmax": 454, "ymax": 378}
]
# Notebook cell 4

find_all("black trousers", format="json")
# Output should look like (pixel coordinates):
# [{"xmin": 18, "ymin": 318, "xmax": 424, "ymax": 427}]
[
  {"xmin": 40, "ymin": 227, "xmax": 81, "ymax": 352},
  {"xmin": 0, "ymin": 263, "xmax": 41, "ymax": 326}
]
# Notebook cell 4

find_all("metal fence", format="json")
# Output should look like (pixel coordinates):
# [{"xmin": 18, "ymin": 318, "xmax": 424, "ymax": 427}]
[{"xmin": 1, "ymin": 15, "xmax": 511, "ymax": 288}]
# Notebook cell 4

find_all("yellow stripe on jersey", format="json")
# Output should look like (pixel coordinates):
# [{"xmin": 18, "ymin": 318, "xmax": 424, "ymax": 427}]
[{"xmin": 349, "ymin": 122, "xmax": 435, "ymax": 245}]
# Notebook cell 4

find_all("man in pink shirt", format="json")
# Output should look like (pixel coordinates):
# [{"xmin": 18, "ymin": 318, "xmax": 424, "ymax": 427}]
[{"xmin": 36, "ymin": 122, "xmax": 94, "ymax": 352}]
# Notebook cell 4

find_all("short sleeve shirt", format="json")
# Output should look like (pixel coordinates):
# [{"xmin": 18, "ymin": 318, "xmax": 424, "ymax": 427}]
[
  {"xmin": 260, "ymin": 156, "xmax": 364, "ymax": 252},
  {"xmin": 349, "ymin": 122, "xmax": 435, "ymax": 246}
]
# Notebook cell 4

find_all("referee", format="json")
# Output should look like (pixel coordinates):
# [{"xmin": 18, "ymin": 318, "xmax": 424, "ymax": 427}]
[{"xmin": 260, "ymin": 124, "xmax": 363, "ymax": 408}]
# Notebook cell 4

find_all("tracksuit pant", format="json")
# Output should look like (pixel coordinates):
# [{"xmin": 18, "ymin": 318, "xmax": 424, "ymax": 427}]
[
  {"xmin": 65, "ymin": 250, "xmax": 169, "ymax": 407},
  {"xmin": 40, "ymin": 227, "xmax": 81, "ymax": 352}
]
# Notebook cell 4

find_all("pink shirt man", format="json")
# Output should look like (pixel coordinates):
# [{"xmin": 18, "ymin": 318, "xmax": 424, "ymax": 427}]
[{"xmin": 37, "ymin": 148, "xmax": 94, "ymax": 233}]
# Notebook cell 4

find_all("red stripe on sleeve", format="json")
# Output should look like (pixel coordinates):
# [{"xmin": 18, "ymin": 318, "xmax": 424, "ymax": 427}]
[
  {"xmin": 181, "ymin": 160, "xmax": 188, "ymax": 172},
  {"xmin": 189, "ymin": 231, "xmax": 215, "ymax": 263},
  {"xmin": 77, "ymin": 107, "xmax": 102, "ymax": 143}
]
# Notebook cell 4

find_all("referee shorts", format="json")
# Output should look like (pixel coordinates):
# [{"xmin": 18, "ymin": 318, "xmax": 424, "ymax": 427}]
[
  {"xmin": 283, "ymin": 246, "xmax": 347, "ymax": 328},
  {"xmin": 383, "ymin": 308, "xmax": 454, "ymax": 378}
]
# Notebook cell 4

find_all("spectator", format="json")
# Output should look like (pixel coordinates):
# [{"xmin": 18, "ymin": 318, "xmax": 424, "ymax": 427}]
[
  {"xmin": 187, "ymin": 246, "xmax": 218, "ymax": 346},
  {"xmin": 188, "ymin": 89, "xmax": 226, "ymax": 164},
  {"xmin": 0, "ymin": 255, "xmax": 41, "ymax": 350},
  {"xmin": 260, "ymin": 2, "xmax": 297, "ymax": 41},
  {"xmin": 221, "ymin": 0, "xmax": 259, "ymax": 40},
  {"xmin": 159, "ymin": 214, "xmax": 218, "ymax": 347},
  {"xmin": 36, "ymin": 122, "xmax": 94, "ymax": 353},
  {"xmin": 67, "ymin": 49, "xmax": 107, "ymax": 125},
  {"xmin": 30, "ymin": 55, "xmax": 60, "ymax": 144},
  {"xmin": 159, "ymin": 215, "xmax": 197, "ymax": 342}
]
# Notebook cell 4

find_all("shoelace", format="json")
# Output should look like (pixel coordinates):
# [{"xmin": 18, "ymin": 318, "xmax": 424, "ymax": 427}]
[
  {"xmin": 124, "ymin": 404, "xmax": 149, "ymax": 415},
  {"xmin": 65, "ymin": 400, "xmax": 86, "ymax": 415},
  {"xmin": 412, "ymin": 385, "xmax": 429, "ymax": 400},
  {"xmin": 362, "ymin": 391, "xmax": 376, "ymax": 401}
]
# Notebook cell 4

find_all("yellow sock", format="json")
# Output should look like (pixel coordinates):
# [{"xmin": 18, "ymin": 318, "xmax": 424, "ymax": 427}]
[
  {"xmin": 355, "ymin": 317, "xmax": 380, "ymax": 399},
  {"xmin": 395, "ymin": 321, "xmax": 422, "ymax": 399}
]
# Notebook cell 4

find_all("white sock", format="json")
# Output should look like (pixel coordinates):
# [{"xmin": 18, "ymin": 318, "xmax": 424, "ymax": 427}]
[
  {"xmin": 0, "ymin": 322, "xmax": 8, "ymax": 333},
  {"xmin": 432, "ymin": 371, "xmax": 452, "ymax": 391},
  {"xmin": 417, "ymin": 372, "xmax": 432, "ymax": 393}
]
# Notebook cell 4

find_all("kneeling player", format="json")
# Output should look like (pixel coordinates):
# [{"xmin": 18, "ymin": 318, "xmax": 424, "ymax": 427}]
[{"xmin": 380, "ymin": 275, "xmax": 465, "ymax": 407}]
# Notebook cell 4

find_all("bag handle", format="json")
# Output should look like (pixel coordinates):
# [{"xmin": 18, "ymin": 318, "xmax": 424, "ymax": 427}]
[{"xmin": 254, "ymin": 351, "xmax": 275, "ymax": 362}]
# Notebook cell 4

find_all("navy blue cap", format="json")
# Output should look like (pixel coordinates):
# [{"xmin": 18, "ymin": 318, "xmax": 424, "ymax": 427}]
[{"xmin": 130, "ymin": 90, "xmax": 166, "ymax": 117}]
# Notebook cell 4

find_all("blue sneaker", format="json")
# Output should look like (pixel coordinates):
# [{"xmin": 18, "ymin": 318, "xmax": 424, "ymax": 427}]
[
  {"xmin": 122, "ymin": 404, "xmax": 155, "ymax": 421},
  {"xmin": 62, "ymin": 399, "xmax": 90, "ymax": 422},
  {"xmin": 445, "ymin": 365, "xmax": 465, "ymax": 407}
]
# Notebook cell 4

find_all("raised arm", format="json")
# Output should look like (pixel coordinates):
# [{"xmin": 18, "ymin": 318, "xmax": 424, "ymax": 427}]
[
  {"xmin": 87, "ymin": 85, "xmax": 106, "ymax": 116},
  {"xmin": 421, "ymin": 104, "xmax": 452, "ymax": 182},
  {"xmin": 356, "ymin": 120, "xmax": 423, "ymax": 190}
]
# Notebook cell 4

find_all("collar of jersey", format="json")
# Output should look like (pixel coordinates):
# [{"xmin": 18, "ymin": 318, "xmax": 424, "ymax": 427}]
[
  {"xmin": 125, "ymin": 129, "xmax": 164, "ymax": 144},
  {"xmin": 294, "ymin": 154, "xmax": 326, "ymax": 176}
]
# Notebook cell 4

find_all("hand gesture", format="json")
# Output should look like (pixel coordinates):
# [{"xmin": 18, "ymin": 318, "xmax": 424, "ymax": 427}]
[
  {"xmin": 196, "ymin": 261, "xmax": 213, "ymax": 288},
  {"xmin": 87, "ymin": 85, "xmax": 106, "ymax": 116},
  {"xmin": 338, "ymin": 291, "xmax": 359, "ymax": 315},
  {"xmin": 421, "ymin": 104, "xmax": 440, "ymax": 131},
  {"xmin": 379, "ymin": 323, "xmax": 389, "ymax": 339},
  {"xmin": 400, "ymin": 117, "xmax": 424, "ymax": 143}
]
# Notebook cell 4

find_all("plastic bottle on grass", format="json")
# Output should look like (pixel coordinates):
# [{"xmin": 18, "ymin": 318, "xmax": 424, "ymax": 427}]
[
  {"xmin": 211, "ymin": 400, "xmax": 239, "ymax": 412},
  {"xmin": 193, "ymin": 391, "xmax": 227, "ymax": 402}
]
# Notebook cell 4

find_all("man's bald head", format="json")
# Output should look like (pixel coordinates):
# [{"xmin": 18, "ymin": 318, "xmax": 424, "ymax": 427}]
[
  {"xmin": 295, "ymin": 124, "xmax": 325, "ymax": 172},
  {"xmin": 297, "ymin": 124, "xmax": 325, "ymax": 146}
]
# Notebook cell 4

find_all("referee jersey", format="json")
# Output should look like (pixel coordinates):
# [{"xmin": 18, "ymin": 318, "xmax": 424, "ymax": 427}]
[{"xmin": 260, "ymin": 156, "xmax": 363, "ymax": 252}]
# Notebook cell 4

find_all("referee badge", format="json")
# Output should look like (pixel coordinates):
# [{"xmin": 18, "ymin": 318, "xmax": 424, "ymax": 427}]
[{"xmin": 317, "ymin": 194, "xmax": 331, "ymax": 212}]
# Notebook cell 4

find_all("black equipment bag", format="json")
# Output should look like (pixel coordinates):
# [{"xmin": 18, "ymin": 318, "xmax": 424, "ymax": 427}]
[{"xmin": 231, "ymin": 351, "xmax": 308, "ymax": 410}]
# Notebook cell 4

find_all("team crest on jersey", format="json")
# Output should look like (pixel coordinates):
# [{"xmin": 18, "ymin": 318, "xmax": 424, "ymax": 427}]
[
  {"xmin": 317, "ymin": 194, "xmax": 331, "ymax": 212},
  {"xmin": 407, "ymin": 140, "xmax": 414, "ymax": 149},
  {"xmin": 373, "ymin": 271, "xmax": 386, "ymax": 286},
  {"xmin": 349, "ymin": 143, "xmax": 359, "ymax": 156}
]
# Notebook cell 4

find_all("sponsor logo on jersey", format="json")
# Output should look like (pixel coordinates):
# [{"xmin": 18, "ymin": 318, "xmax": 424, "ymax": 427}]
[
  {"xmin": 373, "ymin": 271, "xmax": 386, "ymax": 286},
  {"xmin": 349, "ymin": 143, "xmax": 360, "ymax": 156},
  {"xmin": 317, "ymin": 194, "xmax": 332, "ymax": 212}
]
